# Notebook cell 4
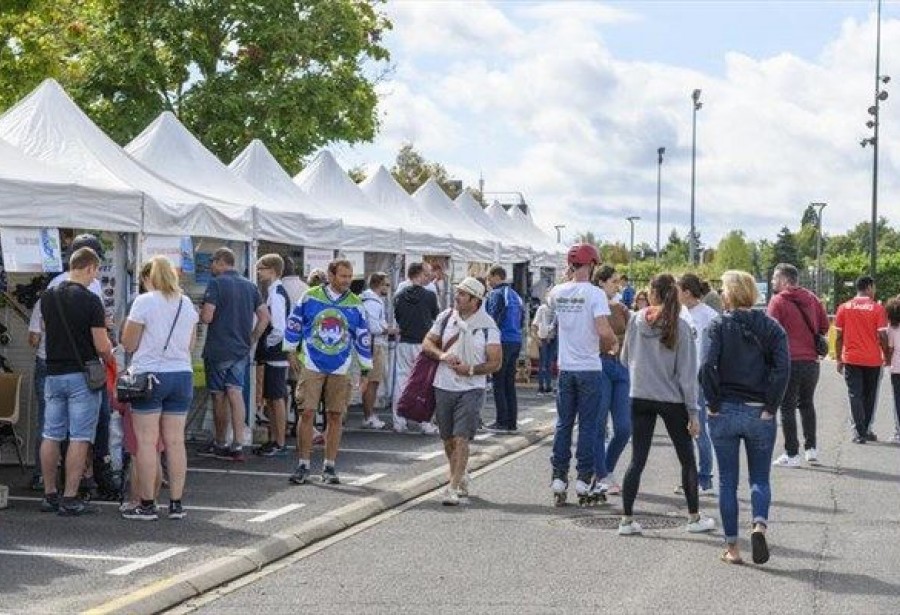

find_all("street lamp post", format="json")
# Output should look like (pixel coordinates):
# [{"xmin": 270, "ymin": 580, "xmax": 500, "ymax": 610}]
[
  {"xmin": 626, "ymin": 216, "xmax": 640, "ymax": 277},
  {"xmin": 811, "ymin": 202, "xmax": 828, "ymax": 297},
  {"xmin": 689, "ymin": 89, "xmax": 702, "ymax": 266},
  {"xmin": 554, "ymin": 224, "xmax": 566, "ymax": 245},
  {"xmin": 861, "ymin": 0, "xmax": 888, "ymax": 278},
  {"xmin": 655, "ymin": 147, "xmax": 665, "ymax": 263}
]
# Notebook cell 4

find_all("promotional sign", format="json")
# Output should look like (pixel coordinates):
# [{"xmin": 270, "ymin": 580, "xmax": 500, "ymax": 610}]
[
  {"xmin": 142, "ymin": 234, "xmax": 194, "ymax": 270},
  {"xmin": 304, "ymin": 248, "xmax": 333, "ymax": 278},
  {"xmin": 0, "ymin": 227, "xmax": 62, "ymax": 273}
]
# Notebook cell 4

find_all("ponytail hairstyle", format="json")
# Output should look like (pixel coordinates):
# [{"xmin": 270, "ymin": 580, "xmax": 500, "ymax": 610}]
[
  {"xmin": 886, "ymin": 296, "xmax": 900, "ymax": 328},
  {"xmin": 649, "ymin": 274, "xmax": 681, "ymax": 350}
]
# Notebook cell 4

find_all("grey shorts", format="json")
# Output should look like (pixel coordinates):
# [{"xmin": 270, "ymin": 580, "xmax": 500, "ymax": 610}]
[{"xmin": 434, "ymin": 387, "xmax": 484, "ymax": 440}]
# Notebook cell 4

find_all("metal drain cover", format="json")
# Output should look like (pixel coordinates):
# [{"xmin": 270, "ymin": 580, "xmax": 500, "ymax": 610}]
[{"xmin": 571, "ymin": 513, "xmax": 684, "ymax": 531}]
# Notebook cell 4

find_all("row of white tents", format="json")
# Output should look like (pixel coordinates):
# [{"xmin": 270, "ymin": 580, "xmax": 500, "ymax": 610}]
[{"xmin": 0, "ymin": 79, "xmax": 563, "ymax": 268}]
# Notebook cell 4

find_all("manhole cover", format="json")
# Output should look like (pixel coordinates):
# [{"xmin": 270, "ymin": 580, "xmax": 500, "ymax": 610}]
[{"xmin": 571, "ymin": 513, "xmax": 684, "ymax": 531}]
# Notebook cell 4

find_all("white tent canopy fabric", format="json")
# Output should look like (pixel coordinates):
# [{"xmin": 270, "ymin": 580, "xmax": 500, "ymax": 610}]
[
  {"xmin": 412, "ymin": 178, "xmax": 495, "ymax": 262},
  {"xmin": 294, "ymin": 150, "xmax": 402, "ymax": 251},
  {"xmin": 0, "ymin": 79, "xmax": 252, "ymax": 240},
  {"xmin": 229, "ymin": 139, "xmax": 342, "ymax": 248},
  {"xmin": 507, "ymin": 205, "xmax": 559, "ymax": 265},
  {"xmin": 454, "ymin": 191, "xmax": 529, "ymax": 263},
  {"xmin": 0, "ymin": 136, "xmax": 143, "ymax": 231},
  {"xmin": 359, "ymin": 166, "xmax": 452, "ymax": 256}
]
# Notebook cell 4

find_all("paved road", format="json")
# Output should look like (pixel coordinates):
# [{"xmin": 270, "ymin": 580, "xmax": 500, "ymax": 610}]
[
  {"xmin": 177, "ymin": 364, "xmax": 900, "ymax": 615},
  {"xmin": 0, "ymin": 388, "xmax": 556, "ymax": 613}
]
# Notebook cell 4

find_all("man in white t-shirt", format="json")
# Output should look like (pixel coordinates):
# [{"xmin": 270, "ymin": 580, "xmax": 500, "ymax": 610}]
[
  {"xmin": 548, "ymin": 244, "xmax": 617, "ymax": 506},
  {"xmin": 422, "ymin": 277, "xmax": 501, "ymax": 506}
]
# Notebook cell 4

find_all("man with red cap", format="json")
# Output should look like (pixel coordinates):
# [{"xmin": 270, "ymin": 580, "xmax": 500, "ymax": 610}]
[{"xmin": 549, "ymin": 244, "xmax": 617, "ymax": 506}]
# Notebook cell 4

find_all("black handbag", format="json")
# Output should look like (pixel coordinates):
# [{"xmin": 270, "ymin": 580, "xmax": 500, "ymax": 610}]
[
  {"xmin": 117, "ymin": 296, "xmax": 184, "ymax": 402},
  {"xmin": 786, "ymin": 295, "xmax": 829, "ymax": 358},
  {"xmin": 52, "ymin": 287, "xmax": 107, "ymax": 391}
]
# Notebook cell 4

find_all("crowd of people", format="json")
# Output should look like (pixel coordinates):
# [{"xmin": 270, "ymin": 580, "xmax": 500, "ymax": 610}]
[{"xmin": 24, "ymin": 234, "xmax": 900, "ymax": 563}]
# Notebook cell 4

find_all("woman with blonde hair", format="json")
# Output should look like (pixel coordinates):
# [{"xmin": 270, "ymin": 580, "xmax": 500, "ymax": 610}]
[
  {"xmin": 701, "ymin": 270, "xmax": 789, "ymax": 565},
  {"xmin": 121, "ymin": 256, "xmax": 199, "ymax": 521}
]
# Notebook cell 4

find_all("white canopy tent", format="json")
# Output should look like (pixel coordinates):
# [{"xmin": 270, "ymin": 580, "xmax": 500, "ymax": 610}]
[
  {"xmin": 0, "ymin": 79, "xmax": 252, "ymax": 240},
  {"xmin": 359, "ymin": 166, "xmax": 452, "ymax": 257},
  {"xmin": 507, "ymin": 205, "xmax": 558, "ymax": 266},
  {"xmin": 411, "ymin": 178, "xmax": 496, "ymax": 263},
  {"xmin": 0, "ymin": 137, "xmax": 143, "ymax": 231},
  {"xmin": 454, "ymin": 190, "xmax": 529, "ymax": 264},
  {"xmin": 229, "ymin": 140, "xmax": 342, "ymax": 248},
  {"xmin": 294, "ymin": 150, "xmax": 402, "ymax": 251}
]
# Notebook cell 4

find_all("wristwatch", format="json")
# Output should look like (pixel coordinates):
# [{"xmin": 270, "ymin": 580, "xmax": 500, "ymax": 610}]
[{"xmin": 468, "ymin": 365, "xmax": 475, "ymax": 377}]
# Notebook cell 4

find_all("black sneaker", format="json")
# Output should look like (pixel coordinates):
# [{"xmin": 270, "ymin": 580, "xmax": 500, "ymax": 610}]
[
  {"xmin": 58, "ymin": 498, "xmax": 99, "ymax": 517},
  {"xmin": 261, "ymin": 444, "xmax": 288, "ymax": 457},
  {"xmin": 216, "ymin": 446, "xmax": 245, "ymax": 462},
  {"xmin": 40, "ymin": 493, "xmax": 60, "ymax": 513},
  {"xmin": 254, "ymin": 441, "xmax": 276, "ymax": 456},
  {"xmin": 865, "ymin": 431, "xmax": 878, "ymax": 442},
  {"xmin": 197, "ymin": 441, "xmax": 223, "ymax": 457},
  {"xmin": 121, "ymin": 503, "xmax": 159, "ymax": 521},
  {"xmin": 321, "ymin": 465, "xmax": 341, "ymax": 485},
  {"xmin": 289, "ymin": 464, "xmax": 310, "ymax": 485},
  {"xmin": 30, "ymin": 474, "xmax": 44, "ymax": 492},
  {"xmin": 852, "ymin": 435, "xmax": 867, "ymax": 444},
  {"xmin": 168, "ymin": 501, "xmax": 186, "ymax": 520}
]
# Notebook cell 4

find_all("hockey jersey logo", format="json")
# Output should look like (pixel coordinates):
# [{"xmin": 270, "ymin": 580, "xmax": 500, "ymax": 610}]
[{"xmin": 313, "ymin": 309, "xmax": 349, "ymax": 355}]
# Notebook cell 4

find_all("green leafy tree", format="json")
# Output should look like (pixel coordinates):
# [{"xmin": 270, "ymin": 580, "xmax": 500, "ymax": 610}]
[
  {"xmin": 770, "ymin": 227, "xmax": 801, "ymax": 277},
  {"xmin": 661, "ymin": 229, "xmax": 688, "ymax": 266},
  {"xmin": 1, "ymin": 0, "xmax": 392, "ymax": 174},
  {"xmin": 713, "ymin": 230, "xmax": 753, "ymax": 272},
  {"xmin": 390, "ymin": 143, "xmax": 466, "ymax": 198}
]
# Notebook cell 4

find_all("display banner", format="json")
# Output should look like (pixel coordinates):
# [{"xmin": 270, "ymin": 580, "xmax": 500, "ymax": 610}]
[
  {"xmin": 142, "ymin": 234, "xmax": 194, "ymax": 270},
  {"xmin": 0, "ymin": 227, "xmax": 63, "ymax": 273},
  {"xmin": 304, "ymin": 248, "xmax": 333, "ymax": 277}
]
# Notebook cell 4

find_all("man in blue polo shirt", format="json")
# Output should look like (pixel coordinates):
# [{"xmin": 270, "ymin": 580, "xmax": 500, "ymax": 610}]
[
  {"xmin": 199, "ymin": 247, "xmax": 269, "ymax": 461},
  {"xmin": 486, "ymin": 265, "xmax": 523, "ymax": 433}
]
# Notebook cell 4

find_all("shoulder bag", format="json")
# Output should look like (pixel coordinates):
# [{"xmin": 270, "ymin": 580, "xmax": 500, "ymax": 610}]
[
  {"xmin": 117, "ymin": 295, "xmax": 184, "ymax": 402},
  {"xmin": 396, "ymin": 312, "xmax": 457, "ymax": 423},
  {"xmin": 51, "ymin": 286, "xmax": 107, "ymax": 391},
  {"xmin": 785, "ymin": 295, "xmax": 829, "ymax": 358}
]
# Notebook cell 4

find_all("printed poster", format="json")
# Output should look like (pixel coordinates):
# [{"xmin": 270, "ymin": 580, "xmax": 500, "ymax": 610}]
[
  {"xmin": 0, "ymin": 227, "xmax": 63, "ymax": 273},
  {"xmin": 304, "ymin": 248, "xmax": 333, "ymax": 278}
]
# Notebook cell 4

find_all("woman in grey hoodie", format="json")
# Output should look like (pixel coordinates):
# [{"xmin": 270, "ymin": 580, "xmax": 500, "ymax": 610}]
[{"xmin": 618, "ymin": 274, "xmax": 716, "ymax": 536}]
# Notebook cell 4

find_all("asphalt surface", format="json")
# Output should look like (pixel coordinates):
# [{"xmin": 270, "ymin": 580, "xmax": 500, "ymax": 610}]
[
  {"xmin": 177, "ymin": 364, "xmax": 900, "ymax": 615},
  {"xmin": 0, "ymin": 387, "xmax": 557, "ymax": 614}
]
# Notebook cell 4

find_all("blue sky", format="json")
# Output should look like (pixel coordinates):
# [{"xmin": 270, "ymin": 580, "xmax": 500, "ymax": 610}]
[{"xmin": 338, "ymin": 1, "xmax": 899, "ymax": 250}]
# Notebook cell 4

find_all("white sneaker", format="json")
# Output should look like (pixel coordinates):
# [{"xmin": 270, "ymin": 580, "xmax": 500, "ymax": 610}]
[
  {"xmin": 687, "ymin": 516, "xmax": 716, "ymax": 533},
  {"xmin": 699, "ymin": 486, "xmax": 717, "ymax": 497},
  {"xmin": 393, "ymin": 422, "xmax": 409, "ymax": 434},
  {"xmin": 772, "ymin": 453, "xmax": 801, "ymax": 467},
  {"xmin": 804, "ymin": 448, "xmax": 819, "ymax": 464},
  {"xmin": 618, "ymin": 520, "xmax": 643, "ymax": 536},
  {"xmin": 442, "ymin": 487, "xmax": 460, "ymax": 506},
  {"xmin": 891, "ymin": 433, "xmax": 900, "ymax": 444},
  {"xmin": 458, "ymin": 473, "xmax": 471, "ymax": 498},
  {"xmin": 362, "ymin": 416, "xmax": 386, "ymax": 429},
  {"xmin": 420, "ymin": 422, "xmax": 439, "ymax": 435}
]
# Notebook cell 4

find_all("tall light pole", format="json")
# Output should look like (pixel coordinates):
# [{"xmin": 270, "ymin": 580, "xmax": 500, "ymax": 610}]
[
  {"xmin": 860, "ymin": 0, "xmax": 888, "ymax": 278},
  {"xmin": 655, "ymin": 147, "xmax": 666, "ymax": 263},
  {"xmin": 689, "ymin": 88, "xmax": 703, "ymax": 266},
  {"xmin": 554, "ymin": 224, "xmax": 566, "ymax": 244},
  {"xmin": 811, "ymin": 202, "xmax": 828, "ymax": 297},
  {"xmin": 626, "ymin": 216, "xmax": 640, "ymax": 277}
]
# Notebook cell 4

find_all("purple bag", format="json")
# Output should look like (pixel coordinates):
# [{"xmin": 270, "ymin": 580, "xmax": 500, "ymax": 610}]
[{"xmin": 396, "ymin": 313, "xmax": 456, "ymax": 422}]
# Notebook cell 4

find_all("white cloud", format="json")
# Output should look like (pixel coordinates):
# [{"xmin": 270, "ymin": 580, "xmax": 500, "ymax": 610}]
[{"xmin": 346, "ymin": 2, "xmax": 900, "ymax": 249}]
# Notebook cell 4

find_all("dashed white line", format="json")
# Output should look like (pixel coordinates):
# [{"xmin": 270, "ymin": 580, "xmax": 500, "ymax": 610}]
[
  {"xmin": 415, "ymin": 451, "xmax": 445, "ymax": 461},
  {"xmin": 0, "ymin": 546, "xmax": 190, "ymax": 576},
  {"xmin": 518, "ymin": 418, "xmax": 535, "ymax": 425},
  {"xmin": 474, "ymin": 433, "xmax": 494, "ymax": 441},
  {"xmin": 247, "ymin": 504, "xmax": 305, "ymax": 523},
  {"xmin": 346, "ymin": 473, "xmax": 386, "ymax": 486},
  {"xmin": 7, "ymin": 496, "xmax": 270, "ymax": 515},
  {"xmin": 106, "ymin": 547, "xmax": 190, "ymax": 576}
]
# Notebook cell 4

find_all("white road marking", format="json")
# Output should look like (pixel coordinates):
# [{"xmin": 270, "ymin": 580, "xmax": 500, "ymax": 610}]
[
  {"xmin": 546, "ymin": 408, "xmax": 557, "ymax": 413},
  {"xmin": 346, "ymin": 473, "xmax": 386, "ymax": 486},
  {"xmin": 189, "ymin": 467, "xmax": 292, "ymax": 478},
  {"xmin": 247, "ymin": 504, "xmax": 305, "ymax": 523},
  {"xmin": 414, "ymin": 451, "xmax": 445, "ymax": 461},
  {"xmin": 7, "ymin": 496, "xmax": 270, "ymax": 515},
  {"xmin": 518, "ymin": 418, "xmax": 535, "ymax": 425},
  {"xmin": 0, "ymin": 546, "xmax": 189, "ymax": 576},
  {"xmin": 473, "ymin": 433, "xmax": 493, "ymax": 441},
  {"xmin": 106, "ymin": 547, "xmax": 190, "ymax": 576}
]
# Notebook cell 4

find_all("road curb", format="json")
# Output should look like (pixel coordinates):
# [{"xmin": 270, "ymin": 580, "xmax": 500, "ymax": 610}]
[{"xmin": 83, "ymin": 422, "xmax": 555, "ymax": 615}]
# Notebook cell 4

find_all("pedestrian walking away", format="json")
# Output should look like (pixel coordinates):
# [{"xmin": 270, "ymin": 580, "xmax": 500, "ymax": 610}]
[
  {"xmin": 835, "ymin": 275, "xmax": 889, "ymax": 444},
  {"xmin": 548, "ymin": 244, "xmax": 616, "ymax": 507},
  {"xmin": 485, "ymin": 265, "xmax": 524, "ymax": 433},
  {"xmin": 767, "ymin": 263, "xmax": 830, "ymax": 467},
  {"xmin": 701, "ymin": 270, "xmax": 790, "ymax": 565},
  {"xmin": 591, "ymin": 265, "xmax": 631, "ymax": 497},
  {"xmin": 422, "ymin": 277, "xmax": 501, "ymax": 506},
  {"xmin": 284, "ymin": 259, "xmax": 372, "ymax": 485},
  {"xmin": 883, "ymin": 297, "xmax": 900, "ymax": 442},
  {"xmin": 360, "ymin": 272, "xmax": 397, "ymax": 430},
  {"xmin": 199, "ymin": 247, "xmax": 270, "ymax": 462},
  {"xmin": 531, "ymin": 290, "xmax": 558, "ymax": 396},
  {"xmin": 618, "ymin": 274, "xmax": 715, "ymax": 536}
]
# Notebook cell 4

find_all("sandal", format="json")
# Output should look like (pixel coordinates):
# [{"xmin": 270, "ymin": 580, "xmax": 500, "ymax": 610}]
[
  {"xmin": 720, "ymin": 550, "xmax": 744, "ymax": 565},
  {"xmin": 751, "ymin": 530, "xmax": 770, "ymax": 564}
]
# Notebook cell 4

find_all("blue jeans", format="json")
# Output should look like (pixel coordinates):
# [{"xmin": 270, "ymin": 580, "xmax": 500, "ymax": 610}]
[
  {"xmin": 551, "ymin": 370, "xmax": 602, "ymax": 478},
  {"xmin": 708, "ymin": 401, "xmax": 777, "ymax": 545},
  {"xmin": 130, "ymin": 371, "xmax": 194, "ymax": 415},
  {"xmin": 33, "ymin": 357, "xmax": 47, "ymax": 472},
  {"xmin": 596, "ymin": 355, "xmax": 631, "ymax": 478},
  {"xmin": 696, "ymin": 393, "xmax": 714, "ymax": 489},
  {"xmin": 493, "ymin": 342, "xmax": 521, "ymax": 430},
  {"xmin": 537, "ymin": 338, "xmax": 557, "ymax": 391}
]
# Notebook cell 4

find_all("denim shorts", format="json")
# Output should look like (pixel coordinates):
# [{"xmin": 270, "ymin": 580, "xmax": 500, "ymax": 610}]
[
  {"xmin": 43, "ymin": 372, "xmax": 102, "ymax": 442},
  {"xmin": 205, "ymin": 358, "xmax": 250, "ymax": 393},
  {"xmin": 131, "ymin": 371, "xmax": 194, "ymax": 415}
]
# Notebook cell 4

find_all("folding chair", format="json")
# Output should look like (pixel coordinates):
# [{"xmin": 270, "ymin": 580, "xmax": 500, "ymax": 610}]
[{"xmin": 0, "ymin": 373, "xmax": 25, "ymax": 472}]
